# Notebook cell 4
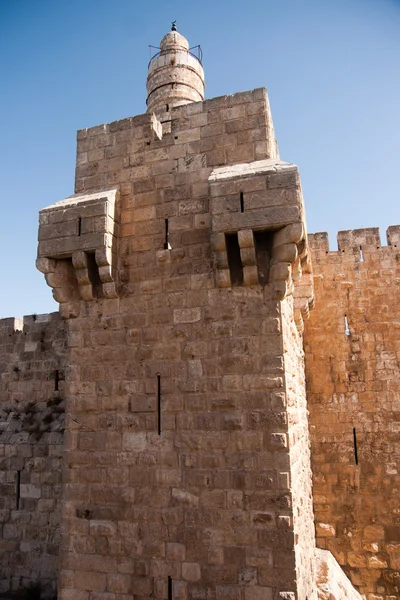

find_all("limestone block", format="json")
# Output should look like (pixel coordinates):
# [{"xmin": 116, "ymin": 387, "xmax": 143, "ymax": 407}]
[
  {"xmin": 244, "ymin": 587, "xmax": 273, "ymax": 600},
  {"xmin": 182, "ymin": 562, "xmax": 201, "ymax": 581},
  {"xmin": 316, "ymin": 522, "xmax": 336, "ymax": 537},
  {"xmin": 171, "ymin": 488, "xmax": 199, "ymax": 507},
  {"xmin": 337, "ymin": 227, "xmax": 380, "ymax": 251},
  {"xmin": 238, "ymin": 228, "xmax": 255, "ymax": 249},
  {"xmin": 273, "ymin": 281, "xmax": 289, "ymax": 300},
  {"xmin": 316, "ymin": 549, "xmax": 363, "ymax": 600},
  {"xmin": 270, "ymin": 433, "xmax": 288, "ymax": 449},
  {"xmin": 216, "ymin": 269, "xmax": 231, "ymax": 288},
  {"xmin": 211, "ymin": 232, "xmax": 227, "ymax": 252},
  {"xmin": 387, "ymin": 225, "xmax": 400, "ymax": 246},
  {"xmin": 212, "ymin": 205, "xmax": 301, "ymax": 234},
  {"xmin": 20, "ymin": 484, "xmax": 41, "ymax": 499},
  {"xmin": 270, "ymin": 263, "xmax": 292, "ymax": 282},
  {"xmin": 173, "ymin": 308, "xmax": 201, "ymax": 324},
  {"xmin": 215, "ymin": 251, "xmax": 229, "ymax": 269},
  {"xmin": 271, "ymin": 243, "xmax": 298, "ymax": 265},
  {"xmin": 240, "ymin": 247, "xmax": 257, "ymax": 267},
  {"xmin": 151, "ymin": 113, "xmax": 163, "ymax": 140},
  {"xmin": 273, "ymin": 223, "xmax": 304, "ymax": 248},
  {"xmin": 243, "ymin": 265, "xmax": 258, "ymax": 286}
]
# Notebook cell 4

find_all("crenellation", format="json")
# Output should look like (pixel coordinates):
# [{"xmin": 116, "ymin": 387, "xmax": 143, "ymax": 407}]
[
  {"xmin": 0, "ymin": 317, "xmax": 23, "ymax": 333},
  {"xmin": 309, "ymin": 226, "xmax": 400, "ymax": 258},
  {"xmin": 337, "ymin": 227, "xmax": 381, "ymax": 252},
  {"xmin": 387, "ymin": 224, "xmax": 400, "ymax": 246}
]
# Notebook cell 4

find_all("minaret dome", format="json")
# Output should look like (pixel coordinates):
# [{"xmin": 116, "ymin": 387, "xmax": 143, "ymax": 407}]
[{"xmin": 146, "ymin": 25, "xmax": 205, "ymax": 122}]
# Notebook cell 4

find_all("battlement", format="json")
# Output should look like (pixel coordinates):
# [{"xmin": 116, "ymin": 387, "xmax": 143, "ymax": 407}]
[
  {"xmin": 0, "ymin": 312, "xmax": 61, "ymax": 336},
  {"xmin": 309, "ymin": 225, "xmax": 400, "ymax": 255}
]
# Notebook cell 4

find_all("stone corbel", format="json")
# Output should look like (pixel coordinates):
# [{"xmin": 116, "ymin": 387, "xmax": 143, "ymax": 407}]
[
  {"xmin": 238, "ymin": 229, "xmax": 258, "ymax": 286},
  {"xmin": 268, "ymin": 221, "xmax": 314, "ymax": 330},
  {"xmin": 95, "ymin": 247, "xmax": 118, "ymax": 299},
  {"xmin": 36, "ymin": 258, "xmax": 81, "ymax": 304},
  {"xmin": 72, "ymin": 251, "xmax": 96, "ymax": 302},
  {"xmin": 270, "ymin": 222, "xmax": 303, "ymax": 300}
]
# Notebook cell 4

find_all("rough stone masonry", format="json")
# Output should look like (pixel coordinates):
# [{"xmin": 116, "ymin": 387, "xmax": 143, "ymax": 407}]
[{"xmin": 0, "ymin": 25, "xmax": 399, "ymax": 600}]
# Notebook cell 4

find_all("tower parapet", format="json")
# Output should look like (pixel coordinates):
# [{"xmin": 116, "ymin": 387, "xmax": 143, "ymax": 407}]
[{"xmin": 146, "ymin": 25, "xmax": 205, "ymax": 125}]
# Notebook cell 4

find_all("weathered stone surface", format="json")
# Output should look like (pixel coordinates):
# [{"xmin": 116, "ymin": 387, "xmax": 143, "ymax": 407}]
[
  {"xmin": 316, "ymin": 549, "xmax": 363, "ymax": 600},
  {"xmin": 305, "ymin": 227, "xmax": 400, "ymax": 599},
  {"xmin": 0, "ymin": 313, "xmax": 67, "ymax": 595}
]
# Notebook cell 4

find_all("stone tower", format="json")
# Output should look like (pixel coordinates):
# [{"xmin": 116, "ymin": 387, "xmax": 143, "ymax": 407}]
[
  {"xmin": 35, "ymin": 26, "xmax": 318, "ymax": 600},
  {"xmin": 146, "ymin": 25, "xmax": 205, "ymax": 126}
]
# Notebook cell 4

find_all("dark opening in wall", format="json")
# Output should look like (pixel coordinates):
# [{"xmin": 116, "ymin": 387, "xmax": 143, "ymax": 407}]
[
  {"xmin": 168, "ymin": 576, "xmax": 172, "ymax": 600},
  {"xmin": 16, "ymin": 470, "xmax": 21, "ymax": 509},
  {"xmin": 157, "ymin": 374, "xmax": 161, "ymax": 435},
  {"xmin": 54, "ymin": 369, "xmax": 60, "ymax": 391},
  {"xmin": 86, "ymin": 252, "xmax": 102, "ymax": 298},
  {"xmin": 166, "ymin": 104, "xmax": 169, "ymax": 112},
  {"xmin": 344, "ymin": 315, "xmax": 350, "ymax": 336},
  {"xmin": 164, "ymin": 219, "xmax": 171, "ymax": 250},
  {"xmin": 225, "ymin": 233, "xmax": 244, "ymax": 286},
  {"xmin": 254, "ymin": 229, "xmax": 274, "ymax": 285},
  {"xmin": 240, "ymin": 191, "xmax": 244, "ymax": 213},
  {"xmin": 353, "ymin": 427, "xmax": 358, "ymax": 465},
  {"xmin": 78, "ymin": 217, "xmax": 82, "ymax": 236}
]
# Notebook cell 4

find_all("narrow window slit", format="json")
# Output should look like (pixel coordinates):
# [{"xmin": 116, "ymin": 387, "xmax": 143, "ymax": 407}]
[
  {"xmin": 254, "ymin": 229, "xmax": 274, "ymax": 286},
  {"xmin": 168, "ymin": 576, "xmax": 172, "ymax": 600},
  {"xmin": 166, "ymin": 104, "xmax": 169, "ymax": 112},
  {"xmin": 359, "ymin": 246, "xmax": 364, "ymax": 262},
  {"xmin": 157, "ymin": 374, "xmax": 161, "ymax": 435},
  {"xmin": 225, "ymin": 233, "xmax": 244, "ymax": 286},
  {"xmin": 344, "ymin": 315, "xmax": 350, "ymax": 336},
  {"xmin": 54, "ymin": 369, "xmax": 60, "ymax": 391},
  {"xmin": 16, "ymin": 471, "xmax": 21, "ymax": 510},
  {"xmin": 353, "ymin": 427, "xmax": 358, "ymax": 465},
  {"xmin": 78, "ymin": 217, "xmax": 82, "ymax": 236},
  {"xmin": 164, "ymin": 219, "xmax": 171, "ymax": 250},
  {"xmin": 240, "ymin": 191, "xmax": 244, "ymax": 213}
]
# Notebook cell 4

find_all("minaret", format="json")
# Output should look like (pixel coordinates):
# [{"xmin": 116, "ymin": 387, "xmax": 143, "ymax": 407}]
[{"xmin": 146, "ymin": 23, "xmax": 205, "ymax": 124}]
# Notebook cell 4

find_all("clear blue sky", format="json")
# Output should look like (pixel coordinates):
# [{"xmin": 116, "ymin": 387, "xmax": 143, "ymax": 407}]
[{"xmin": 1, "ymin": 0, "xmax": 399, "ymax": 318}]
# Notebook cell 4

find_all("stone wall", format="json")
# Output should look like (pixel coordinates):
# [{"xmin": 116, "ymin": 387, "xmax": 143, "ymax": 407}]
[
  {"xmin": 0, "ymin": 313, "xmax": 67, "ymax": 595},
  {"xmin": 304, "ymin": 227, "xmax": 400, "ymax": 600}
]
